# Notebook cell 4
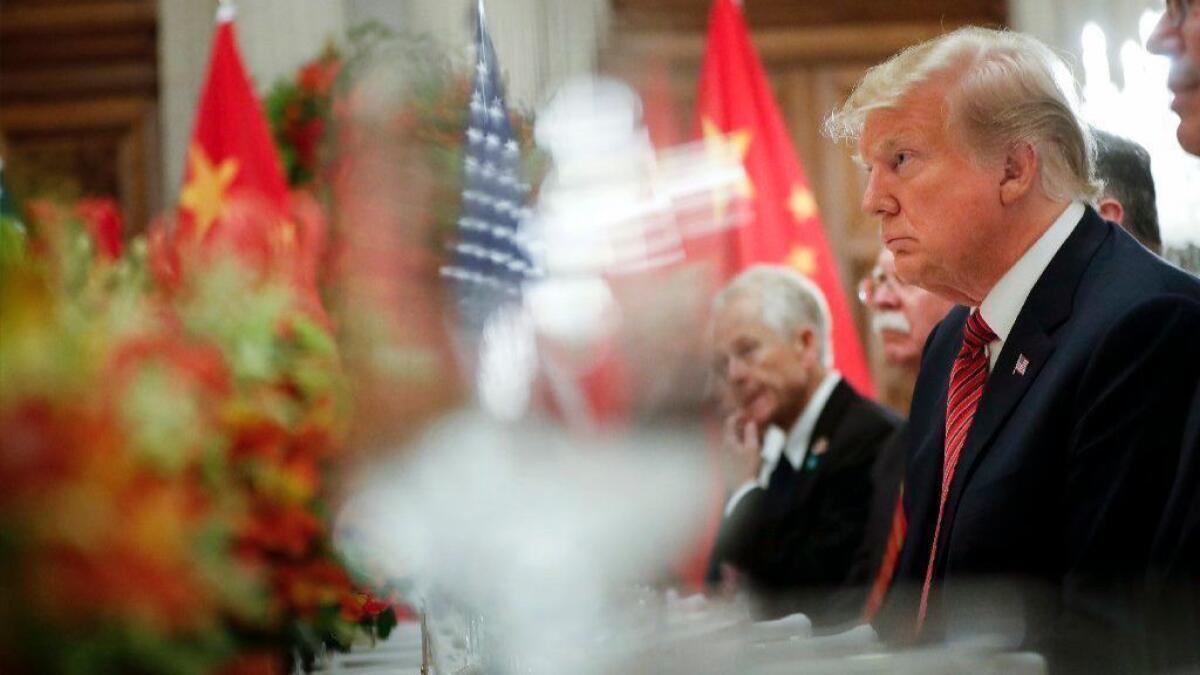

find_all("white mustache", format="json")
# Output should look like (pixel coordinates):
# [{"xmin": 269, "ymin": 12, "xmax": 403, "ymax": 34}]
[{"xmin": 872, "ymin": 310, "xmax": 911, "ymax": 336}]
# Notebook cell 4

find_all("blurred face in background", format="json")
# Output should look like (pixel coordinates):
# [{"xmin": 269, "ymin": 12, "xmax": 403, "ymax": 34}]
[
  {"xmin": 1148, "ymin": 0, "xmax": 1200, "ymax": 154},
  {"xmin": 710, "ymin": 294, "xmax": 821, "ymax": 431},
  {"xmin": 860, "ymin": 249, "xmax": 954, "ymax": 372}
]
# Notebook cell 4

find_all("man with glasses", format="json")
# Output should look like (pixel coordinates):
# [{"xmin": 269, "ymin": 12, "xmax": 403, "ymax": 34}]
[
  {"xmin": 706, "ymin": 265, "xmax": 899, "ymax": 628},
  {"xmin": 859, "ymin": 249, "xmax": 955, "ymax": 391}
]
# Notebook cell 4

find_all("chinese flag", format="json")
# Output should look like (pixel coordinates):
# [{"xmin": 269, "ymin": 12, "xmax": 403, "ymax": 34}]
[
  {"xmin": 169, "ymin": 5, "xmax": 326, "ymax": 320},
  {"xmin": 177, "ymin": 4, "xmax": 289, "ymax": 244},
  {"xmin": 694, "ymin": 0, "xmax": 874, "ymax": 397}
]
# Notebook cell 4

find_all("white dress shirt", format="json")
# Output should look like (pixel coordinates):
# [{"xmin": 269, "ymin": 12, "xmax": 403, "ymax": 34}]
[
  {"xmin": 978, "ymin": 201, "xmax": 1084, "ymax": 371},
  {"xmin": 724, "ymin": 371, "xmax": 843, "ymax": 517}
]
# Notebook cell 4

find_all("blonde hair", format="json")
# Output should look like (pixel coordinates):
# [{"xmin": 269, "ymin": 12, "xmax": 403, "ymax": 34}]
[{"xmin": 825, "ymin": 27, "xmax": 1101, "ymax": 202}]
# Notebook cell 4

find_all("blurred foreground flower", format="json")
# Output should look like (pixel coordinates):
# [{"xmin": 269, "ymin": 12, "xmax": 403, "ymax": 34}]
[{"xmin": 0, "ymin": 195, "xmax": 395, "ymax": 674}]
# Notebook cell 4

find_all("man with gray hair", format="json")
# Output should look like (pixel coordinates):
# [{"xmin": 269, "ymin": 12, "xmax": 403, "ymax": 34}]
[
  {"xmin": 827, "ymin": 26, "xmax": 1200, "ymax": 671},
  {"xmin": 707, "ymin": 264, "xmax": 898, "ymax": 628}
]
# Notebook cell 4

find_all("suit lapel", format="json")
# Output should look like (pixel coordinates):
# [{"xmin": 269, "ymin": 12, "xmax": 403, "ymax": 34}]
[
  {"xmin": 939, "ymin": 209, "xmax": 1112, "ymax": 548},
  {"xmin": 785, "ymin": 379, "xmax": 853, "ymax": 511}
]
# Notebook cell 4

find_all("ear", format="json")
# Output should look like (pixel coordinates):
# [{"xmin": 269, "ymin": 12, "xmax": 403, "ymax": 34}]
[
  {"xmin": 998, "ymin": 141, "xmax": 1039, "ymax": 206},
  {"xmin": 791, "ymin": 325, "xmax": 816, "ymax": 356},
  {"xmin": 1097, "ymin": 196, "xmax": 1124, "ymax": 226}
]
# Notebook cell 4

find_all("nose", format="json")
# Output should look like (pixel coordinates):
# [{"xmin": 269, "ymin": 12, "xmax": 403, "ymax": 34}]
[
  {"xmin": 860, "ymin": 168, "xmax": 899, "ymax": 219},
  {"xmin": 871, "ymin": 281, "xmax": 901, "ymax": 310},
  {"xmin": 1146, "ymin": 11, "xmax": 1180, "ymax": 56}
]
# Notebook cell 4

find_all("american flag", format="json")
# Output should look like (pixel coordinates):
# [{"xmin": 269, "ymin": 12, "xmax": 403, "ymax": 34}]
[{"xmin": 442, "ymin": 0, "xmax": 537, "ymax": 341}]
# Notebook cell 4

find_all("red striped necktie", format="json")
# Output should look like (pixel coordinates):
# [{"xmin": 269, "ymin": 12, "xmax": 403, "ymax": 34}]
[
  {"xmin": 916, "ymin": 310, "xmax": 996, "ymax": 632},
  {"xmin": 863, "ymin": 488, "xmax": 906, "ymax": 621}
]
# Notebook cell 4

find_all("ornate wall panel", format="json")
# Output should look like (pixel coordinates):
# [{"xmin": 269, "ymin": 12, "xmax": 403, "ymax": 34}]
[{"xmin": 0, "ymin": 0, "xmax": 160, "ymax": 228}]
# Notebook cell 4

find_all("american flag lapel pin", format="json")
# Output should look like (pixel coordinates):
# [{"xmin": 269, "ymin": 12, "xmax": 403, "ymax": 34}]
[{"xmin": 1014, "ymin": 354, "xmax": 1030, "ymax": 376}]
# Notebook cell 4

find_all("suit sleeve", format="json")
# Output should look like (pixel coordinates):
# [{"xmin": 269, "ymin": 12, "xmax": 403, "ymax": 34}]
[
  {"xmin": 714, "ymin": 418, "xmax": 895, "ymax": 589},
  {"xmin": 1044, "ymin": 296, "xmax": 1200, "ymax": 672}
]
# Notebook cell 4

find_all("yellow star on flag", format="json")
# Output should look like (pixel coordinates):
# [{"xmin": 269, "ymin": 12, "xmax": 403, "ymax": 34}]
[
  {"xmin": 702, "ymin": 117, "xmax": 755, "ymax": 225},
  {"xmin": 787, "ymin": 245, "xmax": 818, "ymax": 277},
  {"xmin": 180, "ymin": 143, "xmax": 239, "ymax": 240},
  {"xmin": 788, "ymin": 186, "xmax": 817, "ymax": 222}
]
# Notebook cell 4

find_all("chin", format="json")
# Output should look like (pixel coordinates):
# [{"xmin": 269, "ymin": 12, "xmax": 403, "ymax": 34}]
[
  {"xmin": 883, "ymin": 347, "xmax": 916, "ymax": 368},
  {"xmin": 1178, "ymin": 123, "xmax": 1200, "ymax": 156},
  {"xmin": 889, "ymin": 252, "xmax": 919, "ymax": 281}
]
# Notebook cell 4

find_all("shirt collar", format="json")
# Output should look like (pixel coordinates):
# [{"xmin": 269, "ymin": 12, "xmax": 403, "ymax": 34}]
[
  {"xmin": 760, "ymin": 371, "xmax": 841, "ymax": 473},
  {"xmin": 979, "ymin": 201, "xmax": 1083, "ymax": 342}
]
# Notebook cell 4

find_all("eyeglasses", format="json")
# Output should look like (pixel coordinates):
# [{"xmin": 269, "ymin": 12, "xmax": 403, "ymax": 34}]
[{"xmin": 857, "ymin": 267, "xmax": 905, "ymax": 305}]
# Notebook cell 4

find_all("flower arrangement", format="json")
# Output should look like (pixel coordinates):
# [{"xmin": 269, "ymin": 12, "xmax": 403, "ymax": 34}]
[
  {"xmin": 265, "ymin": 24, "xmax": 542, "ymax": 245},
  {"xmin": 0, "ymin": 26, "xmax": 545, "ymax": 674},
  {"xmin": 0, "ymin": 195, "xmax": 397, "ymax": 674},
  {"xmin": 265, "ymin": 45, "xmax": 342, "ymax": 188}
]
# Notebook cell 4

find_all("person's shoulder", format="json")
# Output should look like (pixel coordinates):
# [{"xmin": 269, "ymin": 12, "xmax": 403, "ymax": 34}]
[
  {"xmin": 1095, "ymin": 293, "xmax": 1200, "ymax": 346},
  {"xmin": 839, "ymin": 381, "xmax": 903, "ymax": 436},
  {"xmin": 1089, "ymin": 224, "xmax": 1200, "ymax": 300}
]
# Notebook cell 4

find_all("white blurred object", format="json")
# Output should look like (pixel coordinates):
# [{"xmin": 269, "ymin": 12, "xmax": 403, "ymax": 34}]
[
  {"xmin": 749, "ymin": 612, "xmax": 813, "ymax": 643},
  {"xmin": 335, "ymin": 409, "xmax": 710, "ymax": 674},
  {"xmin": 527, "ymin": 75, "xmax": 749, "ymax": 279},
  {"xmin": 1080, "ymin": 12, "xmax": 1200, "ymax": 247},
  {"xmin": 476, "ymin": 305, "xmax": 538, "ymax": 421},
  {"xmin": 524, "ymin": 276, "xmax": 617, "ymax": 350}
]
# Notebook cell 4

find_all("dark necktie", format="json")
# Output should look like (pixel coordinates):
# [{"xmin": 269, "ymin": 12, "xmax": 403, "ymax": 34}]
[
  {"xmin": 917, "ymin": 310, "xmax": 996, "ymax": 632},
  {"xmin": 766, "ymin": 450, "xmax": 798, "ymax": 495}
]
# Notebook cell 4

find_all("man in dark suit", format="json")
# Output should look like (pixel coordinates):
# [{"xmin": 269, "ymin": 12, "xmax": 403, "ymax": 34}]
[
  {"xmin": 1145, "ymin": 4, "xmax": 1200, "ymax": 668},
  {"xmin": 706, "ymin": 265, "xmax": 899, "ymax": 628},
  {"xmin": 826, "ymin": 26, "xmax": 1200, "ymax": 673}
]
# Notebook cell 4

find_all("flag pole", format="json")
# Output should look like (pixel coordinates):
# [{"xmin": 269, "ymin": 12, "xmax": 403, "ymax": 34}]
[{"xmin": 216, "ymin": 0, "xmax": 235, "ymax": 22}]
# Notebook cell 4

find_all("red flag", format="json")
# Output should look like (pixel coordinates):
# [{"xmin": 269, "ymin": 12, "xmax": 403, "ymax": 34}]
[
  {"xmin": 177, "ymin": 4, "xmax": 289, "ymax": 245},
  {"xmin": 695, "ymin": 0, "xmax": 874, "ymax": 396},
  {"xmin": 169, "ymin": 4, "xmax": 326, "ymax": 321}
]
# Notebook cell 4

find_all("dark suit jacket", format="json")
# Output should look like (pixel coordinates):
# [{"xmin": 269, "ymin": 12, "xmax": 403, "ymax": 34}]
[
  {"xmin": 709, "ymin": 378, "xmax": 899, "ymax": 627},
  {"xmin": 1147, "ymin": 380, "xmax": 1200, "ymax": 671},
  {"xmin": 885, "ymin": 209, "xmax": 1200, "ymax": 673},
  {"xmin": 853, "ymin": 425, "xmax": 908, "ymax": 593}
]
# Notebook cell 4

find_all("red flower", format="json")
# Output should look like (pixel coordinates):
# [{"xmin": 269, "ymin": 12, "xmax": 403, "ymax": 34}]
[
  {"xmin": 297, "ymin": 58, "xmax": 341, "ymax": 97},
  {"xmin": 237, "ymin": 504, "xmax": 324, "ymax": 560},
  {"xmin": 75, "ymin": 197, "xmax": 124, "ymax": 260},
  {"xmin": 338, "ymin": 591, "xmax": 390, "ymax": 623},
  {"xmin": 286, "ymin": 118, "xmax": 325, "ymax": 171},
  {"xmin": 146, "ymin": 218, "xmax": 183, "ymax": 294},
  {"xmin": 109, "ymin": 334, "xmax": 232, "ymax": 398}
]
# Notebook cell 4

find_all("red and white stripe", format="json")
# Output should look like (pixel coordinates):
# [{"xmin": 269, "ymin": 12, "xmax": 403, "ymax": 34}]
[{"xmin": 917, "ymin": 311, "xmax": 996, "ymax": 632}]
